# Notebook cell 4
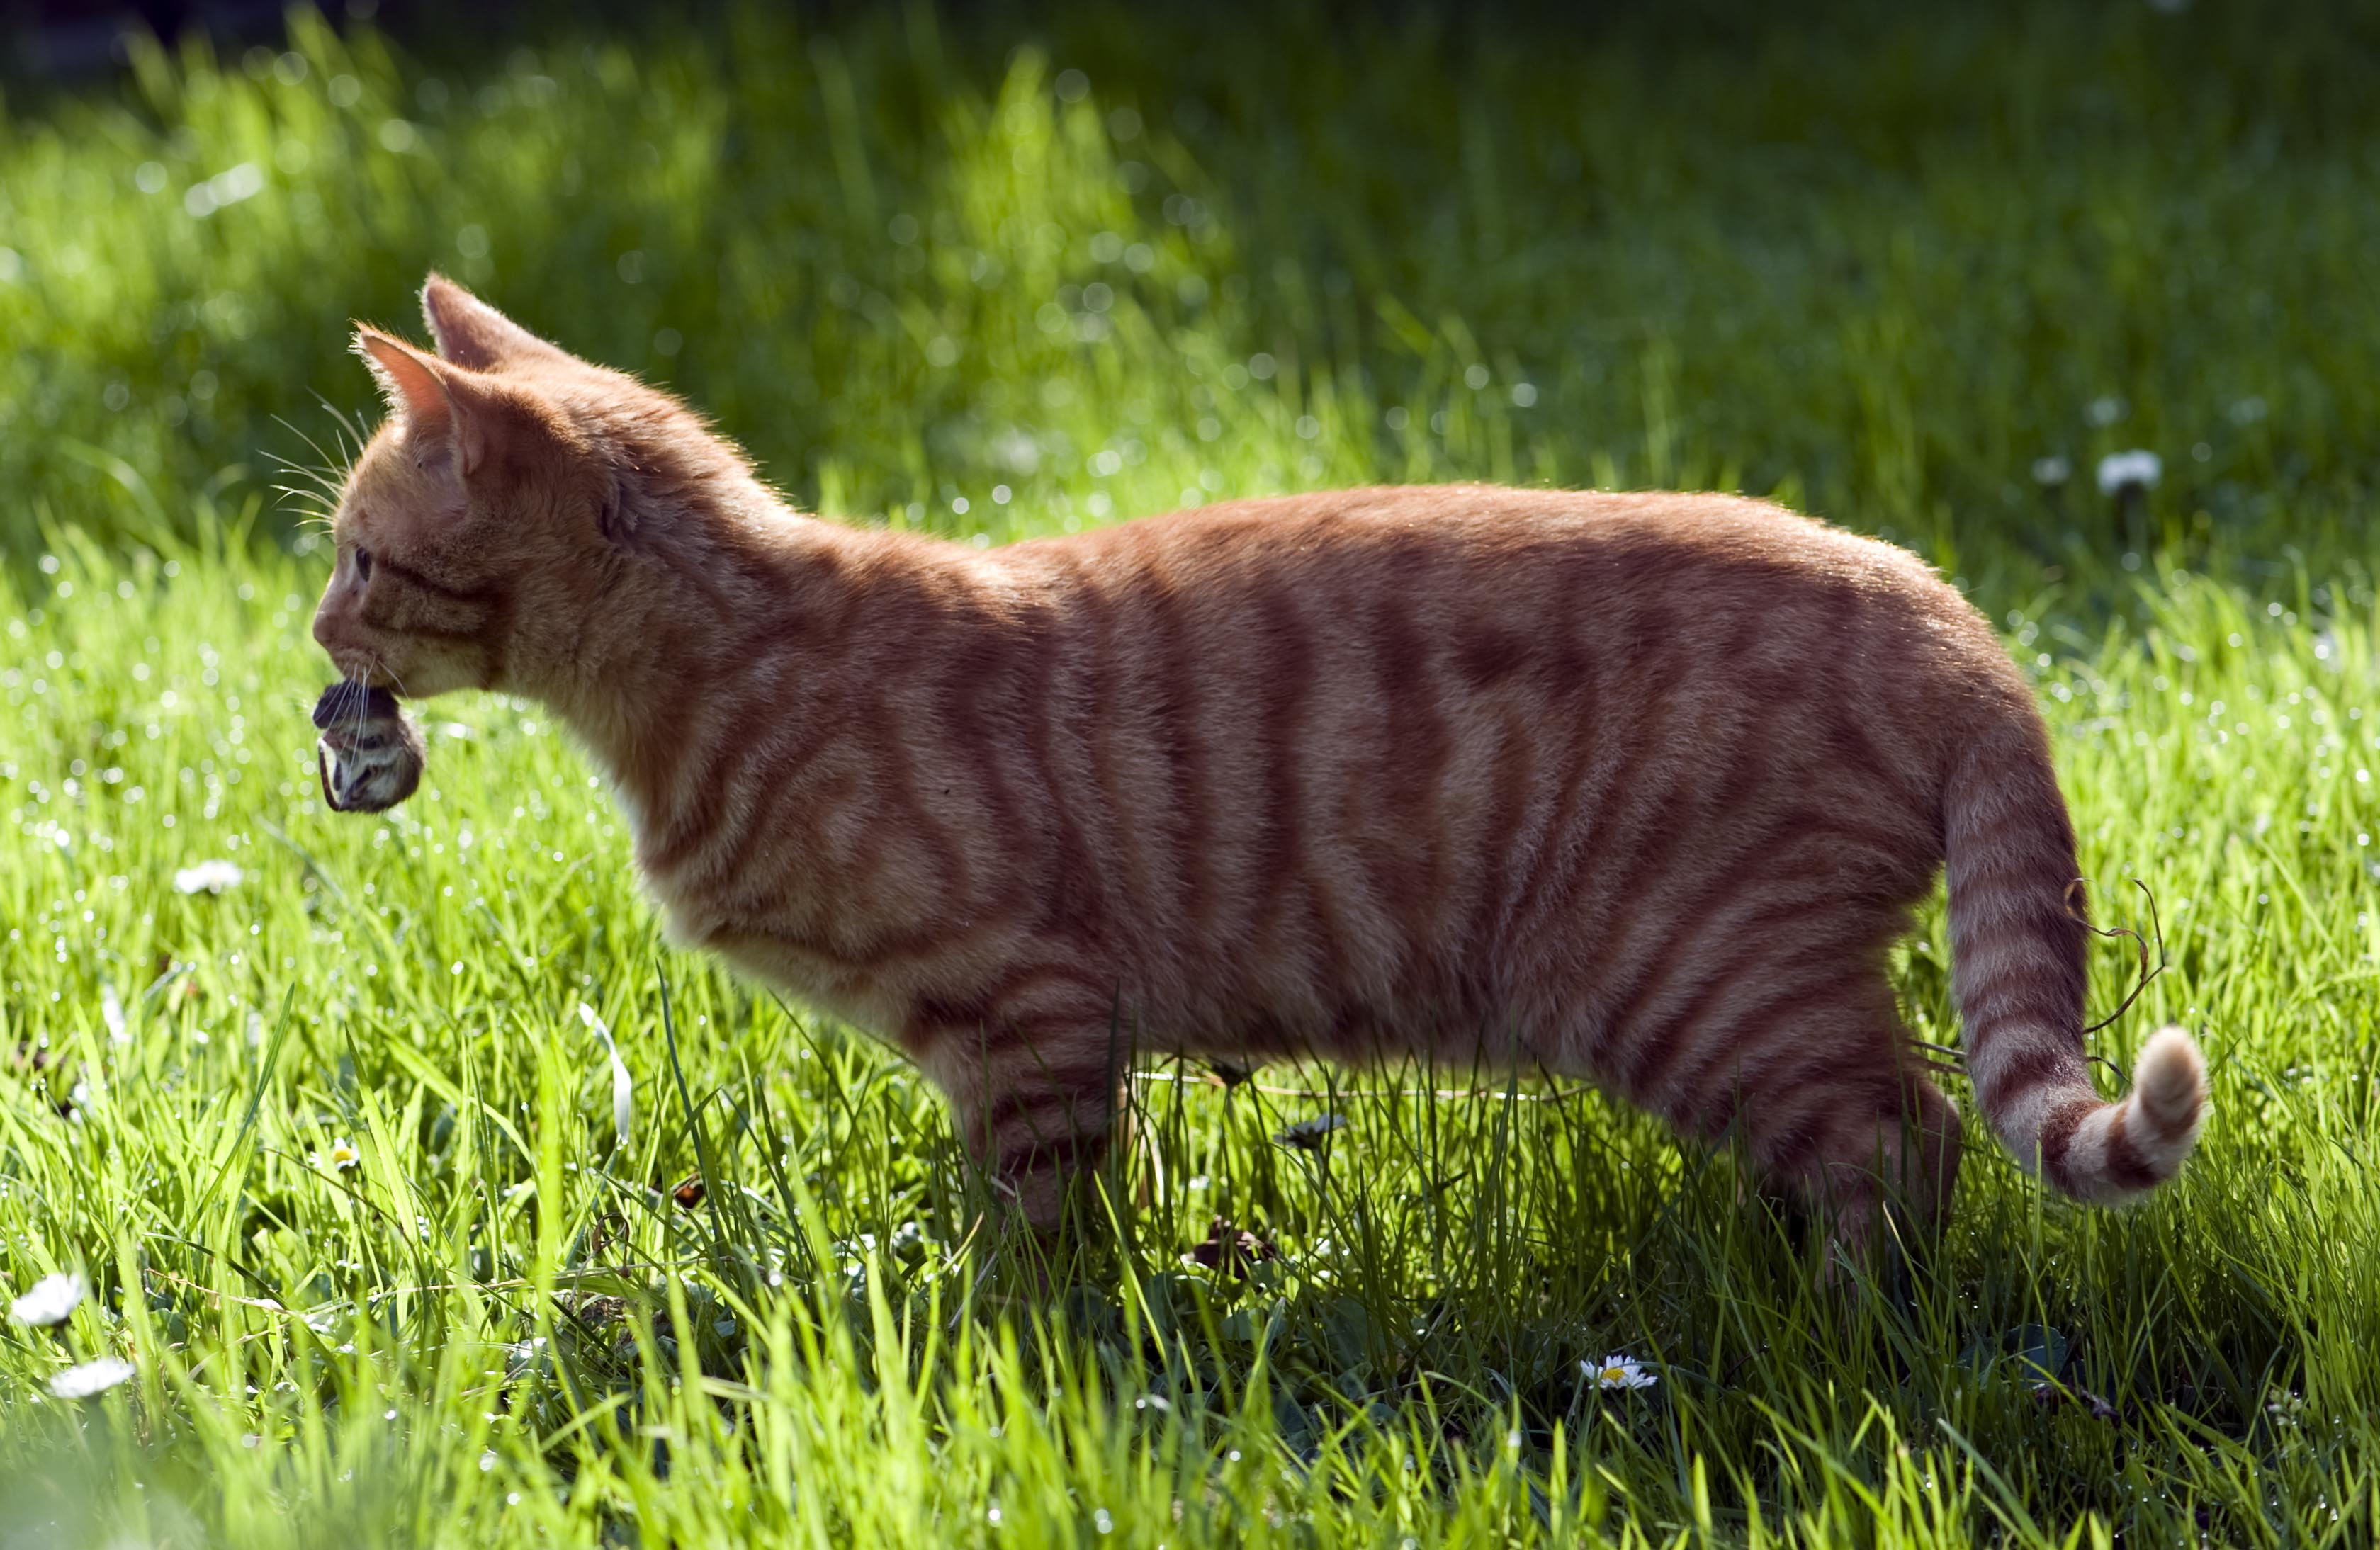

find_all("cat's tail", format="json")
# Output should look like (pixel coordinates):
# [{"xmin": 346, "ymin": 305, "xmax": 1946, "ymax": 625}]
[{"xmin": 1943, "ymin": 726, "xmax": 2206, "ymax": 1204}]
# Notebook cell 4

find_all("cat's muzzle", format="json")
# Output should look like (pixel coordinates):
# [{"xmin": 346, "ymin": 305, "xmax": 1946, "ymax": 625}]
[{"xmin": 312, "ymin": 680, "xmax": 426, "ymax": 813}]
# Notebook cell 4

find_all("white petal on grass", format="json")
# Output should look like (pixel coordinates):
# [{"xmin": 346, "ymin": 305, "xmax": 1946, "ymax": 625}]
[
  {"xmin": 1586, "ymin": 1354, "xmax": 1657, "ymax": 1391},
  {"xmin": 2096, "ymin": 449, "xmax": 2162, "ymax": 496},
  {"xmin": 11, "ymin": 1272, "xmax": 86, "ymax": 1325},
  {"xmin": 579, "ymin": 1003, "xmax": 634, "ymax": 1152},
  {"xmin": 49, "ymin": 1355, "xmax": 136, "ymax": 1398},
  {"xmin": 173, "ymin": 859, "xmax": 243, "ymax": 895}
]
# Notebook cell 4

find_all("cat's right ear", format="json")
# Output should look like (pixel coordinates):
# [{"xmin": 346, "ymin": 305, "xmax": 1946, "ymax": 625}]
[
  {"xmin": 421, "ymin": 273, "xmax": 558, "ymax": 370},
  {"xmin": 354, "ymin": 326, "xmax": 488, "ymax": 478}
]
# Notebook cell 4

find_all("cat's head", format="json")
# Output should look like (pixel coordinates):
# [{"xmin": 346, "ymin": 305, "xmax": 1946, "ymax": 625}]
[{"xmin": 311, "ymin": 275, "xmax": 744, "ymax": 706}]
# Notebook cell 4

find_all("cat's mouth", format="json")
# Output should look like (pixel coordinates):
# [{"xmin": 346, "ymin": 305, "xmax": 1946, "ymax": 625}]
[{"xmin": 312, "ymin": 679, "xmax": 427, "ymax": 813}]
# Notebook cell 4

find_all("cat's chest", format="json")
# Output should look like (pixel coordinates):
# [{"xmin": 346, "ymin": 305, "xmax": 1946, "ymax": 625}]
[
  {"xmin": 650, "ymin": 872, "xmax": 903, "ymax": 1025},
  {"xmin": 629, "ymin": 826, "xmax": 913, "ymax": 1034}
]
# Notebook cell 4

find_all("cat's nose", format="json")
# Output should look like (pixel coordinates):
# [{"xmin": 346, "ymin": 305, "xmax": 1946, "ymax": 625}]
[
  {"xmin": 310, "ymin": 611, "xmax": 371, "ymax": 684},
  {"xmin": 312, "ymin": 594, "xmax": 359, "ymax": 658}
]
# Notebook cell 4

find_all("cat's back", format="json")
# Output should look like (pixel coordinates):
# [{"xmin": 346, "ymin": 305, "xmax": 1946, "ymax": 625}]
[
  {"xmin": 1001, "ymin": 483, "xmax": 2009, "ymax": 699},
  {"xmin": 1015, "ymin": 484, "xmax": 1934, "ymax": 596}
]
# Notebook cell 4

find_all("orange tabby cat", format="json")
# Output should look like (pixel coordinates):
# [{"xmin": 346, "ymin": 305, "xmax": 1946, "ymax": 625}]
[{"xmin": 311, "ymin": 275, "xmax": 2206, "ymax": 1257}]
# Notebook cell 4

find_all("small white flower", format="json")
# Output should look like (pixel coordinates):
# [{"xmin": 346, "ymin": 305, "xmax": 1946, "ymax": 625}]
[
  {"xmin": 2096, "ymin": 450, "xmax": 2162, "ymax": 496},
  {"xmin": 49, "ymin": 1355, "xmax": 136, "ymax": 1398},
  {"xmin": 11, "ymin": 1272, "xmax": 86, "ymax": 1325},
  {"xmin": 1586, "ymin": 1353, "xmax": 1657, "ymax": 1391},
  {"xmin": 2030, "ymin": 456, "xmax": 2071, "ymax": 487},
  {"xmin": 173, "ymin": 859, "xmax": 243, "ymax": 895},
  {"xmin": 1272, "ymin": 1113, "xmax": 1346, "ymax": 1150},
  {"xmin": 317, "ymin": 1137, "xmax": 361, "ymax": 1172},
  {"xmin": 101, "ymin": 983, "xmax": 128, "ymax": 1045},
  {"xmin": 579, "ymin": 1003, "xmax": 633, "ymax": 1151}
]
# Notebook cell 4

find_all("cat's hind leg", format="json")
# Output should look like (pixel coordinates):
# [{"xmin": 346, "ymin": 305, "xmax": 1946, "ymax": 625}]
[
  {"xmin": 1637, "ymin": 968, "xmax": 1961, "ymax": 1275},
  {"xmin": 1752, "ymin": 1056, "xmax": 1963, "ymax": 1274}
]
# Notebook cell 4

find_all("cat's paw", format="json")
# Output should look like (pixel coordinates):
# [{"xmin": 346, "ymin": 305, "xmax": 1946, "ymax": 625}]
[{"xmin": 312, "ymin": 680, "xmax": 426, "ymax": 813}]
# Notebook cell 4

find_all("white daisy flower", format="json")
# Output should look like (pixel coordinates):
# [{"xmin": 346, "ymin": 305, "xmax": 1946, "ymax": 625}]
[
  {"xmin": 1586, "ymin": 1353, "xmax": 1657, "ymax": 1391},
  {"xmin": 1271, "ymin": 1113, "xmax": 1346, "ymax": 1150},
  {"xmin": 173, "ymin": 859, "xmax": 244, "ymax": 895},
  {"xmin": 11, "ymin": 1272, "xmax": 86, "ymax": 1326},
  {"xmin": 317, "ymin": 1137, "xmax": 361, "ymax": 1172},
  {"xmin": 2096, "ymin": 450, "xmax": 2162, "ymax": 497},
  {"xmin": 49, "ymin": 1355, "xmax": 136, "ymax": 1398}
]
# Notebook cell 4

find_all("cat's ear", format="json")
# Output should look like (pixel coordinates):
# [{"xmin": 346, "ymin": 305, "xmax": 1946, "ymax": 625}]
[
  {"xmin": 354, "ymin": 326, "xmax": 487, "ymax": 477},
  {"xmin": 420, "ymin": 273, "xmax": 557, "ymax": 370}
]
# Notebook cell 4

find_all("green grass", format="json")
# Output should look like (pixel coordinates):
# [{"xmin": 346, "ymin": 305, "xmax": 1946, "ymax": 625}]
[{"xmin": 5, "ymin": 1, "xmax": 2380, "ymax": 1544}]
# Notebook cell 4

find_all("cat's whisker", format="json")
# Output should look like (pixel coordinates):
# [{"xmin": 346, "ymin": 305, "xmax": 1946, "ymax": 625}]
[{"xmin": 267, "ymin": 406, "xmax": 373, "ymax": 538}]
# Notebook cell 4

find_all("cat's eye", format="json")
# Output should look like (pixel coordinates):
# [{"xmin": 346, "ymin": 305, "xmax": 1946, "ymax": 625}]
[{"xmin": 354, "ymin": 547, "xmax": 373, "ymax": 582}]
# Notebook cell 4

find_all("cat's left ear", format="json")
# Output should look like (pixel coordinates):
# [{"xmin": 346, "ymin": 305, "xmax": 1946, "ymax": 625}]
[{"xmin": 354, "ymin": 326, "xmax": 490, "ymax": 478}]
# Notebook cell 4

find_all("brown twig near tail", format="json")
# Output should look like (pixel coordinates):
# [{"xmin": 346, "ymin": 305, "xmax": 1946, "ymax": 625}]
[
  {"xmin": 2072, "ymin": 878, "xmax": 2169, "ymax": 1035},
  {"xmin": 1902, "ymin": 876, "xmax": 2167, "ymax": 1083}
]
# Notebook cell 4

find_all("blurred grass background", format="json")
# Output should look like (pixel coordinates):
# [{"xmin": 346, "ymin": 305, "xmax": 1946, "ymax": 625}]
[
  {"xmin": 6, "ymin": 1, "xmax": 2378, "ymax": 596},
  {"xmin": 7, "ymin": 1, "xmax": 2380, "ymax": 1545}
]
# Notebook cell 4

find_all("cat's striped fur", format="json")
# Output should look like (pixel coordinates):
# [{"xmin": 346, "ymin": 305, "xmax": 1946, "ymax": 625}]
[{"xmin": 313, "ymin": 277, "xmax": 2207, "ymax": 1256}]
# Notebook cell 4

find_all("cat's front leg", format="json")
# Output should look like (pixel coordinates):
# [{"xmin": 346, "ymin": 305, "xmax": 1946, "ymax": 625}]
[{"xmin": 912, "ymin": 1000, "xmax": 1127, "ymax": 1232}]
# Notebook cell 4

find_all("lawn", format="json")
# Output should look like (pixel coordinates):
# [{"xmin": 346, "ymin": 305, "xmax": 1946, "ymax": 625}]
[{"xmin": 4, "ymin": 1, "xmax": 2380, "ymax": 1544}]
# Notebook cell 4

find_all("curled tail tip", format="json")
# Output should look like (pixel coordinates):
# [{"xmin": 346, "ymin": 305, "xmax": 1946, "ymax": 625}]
[
  {"xmin": 2132, "ymin": 1023, "xmax": 2208, "ymax": 1153},
  {"xmin": 2031, "ymin": 1025, "xmax": 2206, "ymax": 1206}
]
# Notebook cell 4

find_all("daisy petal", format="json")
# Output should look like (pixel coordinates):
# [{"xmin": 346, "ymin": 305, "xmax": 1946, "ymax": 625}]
[
  {"xmin": 11, "ymin": 1272, "xmax": 86, "ymax": 1326},
  {"xmin": 173, "ymin": 859, "xmax": 244, "ymax": 895},
  {"xmin": 50, "ymin": 1356, "xmax": 137, "ymax": 1398}
]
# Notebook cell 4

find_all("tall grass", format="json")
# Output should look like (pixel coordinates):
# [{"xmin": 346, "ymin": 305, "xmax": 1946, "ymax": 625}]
[{"xmin": 4, "ymin": 2, "xmax": 2380, "ymax": 1544}]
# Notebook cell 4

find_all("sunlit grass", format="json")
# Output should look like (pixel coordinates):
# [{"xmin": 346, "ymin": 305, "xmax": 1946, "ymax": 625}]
[
  {"xmin": 5, "ymin": 1, "xmax": 2380, "ymax": 1544},
  {"xmin": 13, "ymin": 510, "xmax": 2380, "ymax": 1546}
]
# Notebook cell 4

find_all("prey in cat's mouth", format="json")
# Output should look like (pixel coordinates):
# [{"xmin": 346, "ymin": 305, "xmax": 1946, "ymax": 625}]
[{"xmin": 312, "ymin": 680, "xmax": 426, "ymax": 813}]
